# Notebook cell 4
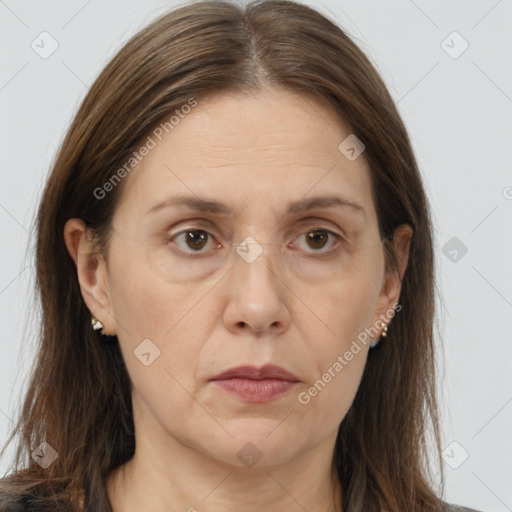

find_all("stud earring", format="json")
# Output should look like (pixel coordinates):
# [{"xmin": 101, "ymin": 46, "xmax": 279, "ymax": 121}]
[
  {"xmin": 91, "ymin": 317, "xmax": 104, "ymax": 332},
  {"xmin": 369, "ymin": 323, "xmax": 388, "ymax": 348}
]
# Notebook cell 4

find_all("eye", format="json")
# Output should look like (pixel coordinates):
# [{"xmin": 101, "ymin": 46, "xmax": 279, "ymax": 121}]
[
  {"xmin": 172, "ymin": 229, "xmax": 220, "ymax": 254},
  {"xmin": 169, "ymin": 227, "xmax": 343, "ymax": 257},
  {"xmin": 290, "ymin": 228, "xmax": 342, "ymax": 254}
]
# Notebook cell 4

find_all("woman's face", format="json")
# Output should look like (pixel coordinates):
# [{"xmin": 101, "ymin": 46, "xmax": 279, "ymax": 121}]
[{"xmin": 69, "ymin": 86, "xmax": 411, "ymax": 469}]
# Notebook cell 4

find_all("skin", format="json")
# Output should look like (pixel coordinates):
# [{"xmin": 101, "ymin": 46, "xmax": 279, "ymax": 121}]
[{"xmin": 64, "ymin": 86, "xmax": 412, "ymax": 512}]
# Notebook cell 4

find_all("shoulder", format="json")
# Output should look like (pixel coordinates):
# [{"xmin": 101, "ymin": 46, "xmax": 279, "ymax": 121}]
[{"xmin": 442, "ymin": 501, "xmax": 483, "ymax": 512}]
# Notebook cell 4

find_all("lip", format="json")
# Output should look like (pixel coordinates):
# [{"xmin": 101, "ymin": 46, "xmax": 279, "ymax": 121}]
[
  {"xmin": 209, "ymin": 365, "xmax": 300, "ymax": 403},
  {"xmin": 209, "ymin": 364, "xmax": 300, "ymax": 382}
]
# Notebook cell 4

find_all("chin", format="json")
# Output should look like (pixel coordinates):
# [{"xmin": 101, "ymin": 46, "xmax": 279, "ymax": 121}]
[{"xmin": 205, "ymin": 428, "xmax": 307, "ymax": 469}]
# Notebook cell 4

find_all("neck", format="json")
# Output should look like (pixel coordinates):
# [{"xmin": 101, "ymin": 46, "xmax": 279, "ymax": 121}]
[{"xmin": 106, "ymin": 427, "xmax": 342, "ymax": 512}]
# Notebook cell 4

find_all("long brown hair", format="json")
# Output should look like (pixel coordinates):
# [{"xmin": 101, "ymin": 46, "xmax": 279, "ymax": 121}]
[{"xmin": 0, "ymin": 0, "xmax": 445, "ymax": 510}]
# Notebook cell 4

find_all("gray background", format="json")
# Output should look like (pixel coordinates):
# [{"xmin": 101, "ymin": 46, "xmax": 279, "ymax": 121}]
[{"xmin": 1, "ymin": 0, "xmax": 511, "ymax": 510}]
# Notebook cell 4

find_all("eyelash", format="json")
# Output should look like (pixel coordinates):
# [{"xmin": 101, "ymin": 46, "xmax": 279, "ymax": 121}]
[{"xmin": 168, "ymin": 226, "xmax": 345, "ymax": 259}]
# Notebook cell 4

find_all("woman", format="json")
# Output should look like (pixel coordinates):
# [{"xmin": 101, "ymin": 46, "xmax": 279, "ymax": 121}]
[{"xmin": 0, "ymin": 0, "xmax": 482, "ymax": 510}]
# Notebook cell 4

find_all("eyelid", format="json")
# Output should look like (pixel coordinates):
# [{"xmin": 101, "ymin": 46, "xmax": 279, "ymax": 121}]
[
  {"xmin": 167, "ymin": 216, "xmax": 348, "ymax": 239},
  {"xmin": 293, "ymin": 218, "xmax": 347, "ymax": 238}
]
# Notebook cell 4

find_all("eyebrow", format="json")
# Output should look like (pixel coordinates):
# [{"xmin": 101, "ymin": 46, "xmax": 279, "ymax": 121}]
[{"xmin": 145, "ymin": 194, "xmax": 366, "ymax": 219}]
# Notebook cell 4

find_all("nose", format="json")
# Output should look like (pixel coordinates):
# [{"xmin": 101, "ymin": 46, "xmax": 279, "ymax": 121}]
[{"xmin": 222, "ymin": 241, "xmax": 291, "ymax": 337}]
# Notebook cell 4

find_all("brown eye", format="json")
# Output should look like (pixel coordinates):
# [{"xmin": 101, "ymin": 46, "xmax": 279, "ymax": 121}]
[
  {"xmin": 305, "ymin": 230, "xmax": 329, "ymax": 250},
  {"xmin": 184, "ymin": 230, "xmax": 209, "ymax": 250},
  {"xmin": 290, "ymin": 228, "xmax": 342, "ymax": 256},
  {"xmin": 172, "ymin": 229, "xmax": 213, "ymax": 253},
  {"xmin": 168, "ymin": 226, "xmax": 224, "ymax": 258}
]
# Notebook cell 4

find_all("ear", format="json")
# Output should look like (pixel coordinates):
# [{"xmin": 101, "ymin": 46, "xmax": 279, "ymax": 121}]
[
  {"xmin": 63, "ymin": 218, "xmax": 117, "ymax": 336},
  {"xmin": 372, "ymin": 223, "xmax": 413, "ymax": 335}
]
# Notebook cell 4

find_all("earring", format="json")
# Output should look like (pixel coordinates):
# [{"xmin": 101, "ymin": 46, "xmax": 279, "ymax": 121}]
[
  {"xmin": 91, "ymin": 317, "xmax": 104, "ymax": 332},
  {"xmin": 370, "ymin": 323, "xmax": 388, "ymax": 348}
]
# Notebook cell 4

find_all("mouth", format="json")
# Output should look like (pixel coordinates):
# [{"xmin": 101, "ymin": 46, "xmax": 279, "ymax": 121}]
[{"xmin": 209, "ymin": 364, "xmax": 300, "ymax": 403}]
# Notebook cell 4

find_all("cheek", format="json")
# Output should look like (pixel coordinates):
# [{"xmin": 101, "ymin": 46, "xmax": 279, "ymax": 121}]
[
  {"xmin": 295, "ymin": 292, "xmax": 371, "ymax": 432},
  {"xmin": 107, "ymin": 245, "xmax": 221, "ymax": 388},
  {"xmin": 107, "ymin": 264, "xmax": 209, "ymax": 429},
  {"xmin": 107, "ymin": 241, "xmax": 211, "ymax": 339},
  {"xmin": 294, "ymin": 256, "xmax": 381, "ymax": 407},
  {"xmin": 315, "ymin": 260, "xmax": 382, "ymax": 343},
  {"xmin": 298, "ymin": 351, "xmax": 367, "ymax": 426}
]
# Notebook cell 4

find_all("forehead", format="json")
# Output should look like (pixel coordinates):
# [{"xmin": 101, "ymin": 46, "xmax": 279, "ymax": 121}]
[{"xmin": 113, "ymin": 87, "xmax": 376, "ymax": 226}]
